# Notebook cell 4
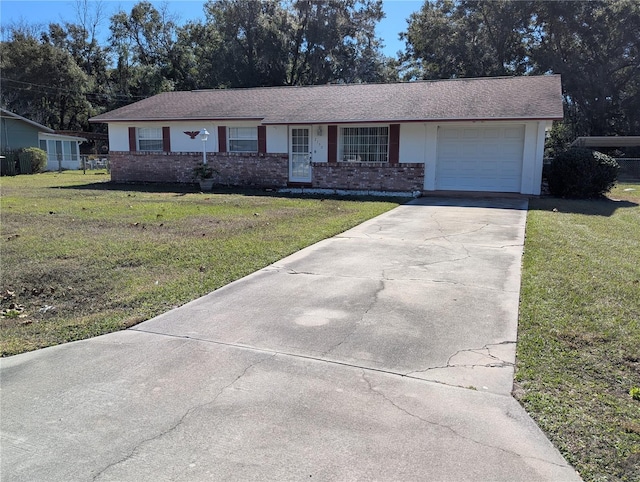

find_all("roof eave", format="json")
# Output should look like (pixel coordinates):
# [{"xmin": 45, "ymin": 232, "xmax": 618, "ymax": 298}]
[
  {"xmin": 39, "ymin": 132, "xmax": 88, "ymax": 142},
  {"xmin": 89, "ymin": 116, "xmax": 265, "ymax": 123},
  {"xmin": 90, "ymin": 115, "xmax": 563, "ymax": 125},
  {"xmin": 262, "ymin": 116, "xmax": 564, "ymax": 125}
]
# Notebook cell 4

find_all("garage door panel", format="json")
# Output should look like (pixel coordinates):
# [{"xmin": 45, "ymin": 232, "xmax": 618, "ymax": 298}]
[
  {"xmin": 483, "ymin": 128, "xmax": 500, "ymax": 139},
  {"xmin": 499, "ymin": 160, "xmax": 521, "ymax": 172},
  {"xmin": 481, "ymin": 147, "xmax": 500, "ymax": 158},
  {"xmin": 505, "ymin": 127, "xmax": 524, "ymax": 138},
  {"xmin": 482, "ymin": 163, "xmax": 499, "ymax": 175},
  {"xmin": 502, "ymin": 145, "xmax": 523, "ymax": 157},
  {"xmin": 461, "ymin": 144, "xmax": 478, "ymax": 156},
  {"xmin": 436, "ymin": 125, "xmax": 524, "ymax": 193},
  {"xmin": 439, "ymin": 145, "xmax": 460, "ymax": 157},
  {"xmin": 440, "ymin": 128, "xmax": 460, "ymax": 139}
]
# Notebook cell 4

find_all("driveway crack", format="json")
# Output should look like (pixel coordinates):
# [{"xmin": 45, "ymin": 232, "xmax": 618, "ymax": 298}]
[
  {"xmin": 321, "ymin": 279, "xmax": 385, "ymax": 357},
  {"xmin": 444, "ymin": 223, "xmax": 490, "ymax": 240},
  {"xmin": 361, "ymin": 370, "xmax": 572, "ymax": 469},
  {"xmin": 421, "ymin": 219, "xmax": 490, "ymax": 243},
  {"xmin": 419, "ymin": 254, "xmax": 471, "ymax": 266},
  {"xmin": 264, "ymin": 267, "xmax": 517, "ymax": 293},
  {"xmin": 91, "ymin": 354, "xmax": 276, "ymax": 481},
  {"xmin": 405, "ymin": 341, "xmax": 517, "ymax": 376}
]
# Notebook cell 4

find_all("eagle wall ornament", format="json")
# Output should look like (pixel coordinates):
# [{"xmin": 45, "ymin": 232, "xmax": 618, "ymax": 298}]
[{"xmin": 184, "ymin": 131, "xmax": 200, "ymax": 139}]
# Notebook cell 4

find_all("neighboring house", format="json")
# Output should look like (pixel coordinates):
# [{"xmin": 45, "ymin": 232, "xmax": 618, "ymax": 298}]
[
  {"xmin": 89, "ymin": 75, "xmax": 563, "ymax": 195},
  {"xmin": 0, "ymin": 109, "xmax": 86, "ymax": 171}
]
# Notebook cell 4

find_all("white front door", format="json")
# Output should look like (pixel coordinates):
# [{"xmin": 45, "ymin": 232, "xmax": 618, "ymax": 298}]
[{"xmin": 289, "ymin": 127, "xmax": 312, "ymax": 182}]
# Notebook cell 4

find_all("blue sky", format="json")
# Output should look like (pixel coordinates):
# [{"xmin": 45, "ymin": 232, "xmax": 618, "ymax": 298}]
[{"xmin": 0, "ymin": 0, "xmax": 423, "ymax": 57}]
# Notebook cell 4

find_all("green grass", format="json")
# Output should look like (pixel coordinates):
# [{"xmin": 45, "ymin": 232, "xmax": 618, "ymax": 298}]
[
  {"xmin": 0, "ymin": 171, "xmax": 402, "ymax": 356},
  {"xmin": 516, "ymin": 183, "xmax": 640, "ymax": 482},
  {"xmin": 3, "ymin": 172, "xmax": 639, "ymax": 480}
]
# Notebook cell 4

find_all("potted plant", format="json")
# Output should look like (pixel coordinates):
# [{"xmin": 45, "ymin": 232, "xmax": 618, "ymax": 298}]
[{"xmin": 192, "ymin": 162, "xmax": 216, "ymax": 191}]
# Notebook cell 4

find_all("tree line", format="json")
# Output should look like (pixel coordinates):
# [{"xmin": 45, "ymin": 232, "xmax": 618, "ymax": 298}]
[{"xmin": 1, "ymin": 0, "xmax": 638, "ymax": 149}]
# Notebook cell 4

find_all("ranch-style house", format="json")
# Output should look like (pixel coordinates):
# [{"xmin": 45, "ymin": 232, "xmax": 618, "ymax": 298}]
[{"xmin": 89, "ymin": 75, "xmax": 563, "ymax": 195}]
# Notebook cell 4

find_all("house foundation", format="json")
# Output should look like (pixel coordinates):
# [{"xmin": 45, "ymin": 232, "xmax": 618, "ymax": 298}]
[
  {"xmin": 311, "ymin": 162, "xmax": 425, "ymax": 192},
  {"xmin": 109, "ymin": 152, "xmax": 426, "ymax": 193},
  {"xmin": 109, "ymin": 151, "xmax": 288, "ymax": 187}
]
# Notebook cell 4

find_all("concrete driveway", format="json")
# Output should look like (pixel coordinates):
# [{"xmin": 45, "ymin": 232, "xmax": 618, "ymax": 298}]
[{"xmin": 1, "ymin": 197, "xmax": 581, "ymax": 481}]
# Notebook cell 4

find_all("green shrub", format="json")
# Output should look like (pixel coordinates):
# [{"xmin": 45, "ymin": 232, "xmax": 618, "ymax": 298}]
[
  {"xmin": 19, "ymin": 147, "xmax": 48, "ymax": 174},
  {"xmin": 548, "ymin": 148, "xmax": 619, "ymax": 198}
]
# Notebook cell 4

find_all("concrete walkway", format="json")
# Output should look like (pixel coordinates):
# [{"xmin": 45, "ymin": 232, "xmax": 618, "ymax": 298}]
[{"xmin": 1, "ymin": 198, "xmax": 581, "ymax": 481}]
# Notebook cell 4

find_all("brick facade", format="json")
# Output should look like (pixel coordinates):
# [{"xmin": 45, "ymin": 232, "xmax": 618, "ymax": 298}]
[
  {"xmin": 109, "ymin": 151, "xmax": 425, "ymax": 192},
  {"xmin": 311, "ymin": 162, "xmax": 425, "ymax": 192},
  {"xmin": 109, "ymin": 151, "xmax": 288, "ymax": 187}
]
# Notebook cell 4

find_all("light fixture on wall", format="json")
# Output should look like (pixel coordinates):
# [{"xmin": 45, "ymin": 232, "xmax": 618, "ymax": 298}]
[
  {"xmin": 316, "ymin": 126, "xmax": 323, "ymax": 136},
  {"xmin": 199, "ymin": 128, "xmax": 210, "ymax": 165}
]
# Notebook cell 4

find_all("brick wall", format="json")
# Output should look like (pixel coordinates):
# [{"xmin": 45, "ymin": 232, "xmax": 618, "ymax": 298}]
[
  {"xmin": 109, "ymin": 151, "xmax": 289, "ymax": 187},
  {"xmin": 109, "ymin": 152, "xmax": 426, "ymax": 192},
  {"xmin": 312, "ymin": 162, "xmax": 425, "ymax": 192}
]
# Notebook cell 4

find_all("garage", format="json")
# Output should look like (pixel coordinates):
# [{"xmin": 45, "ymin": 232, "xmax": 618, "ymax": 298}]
[{"xmin": 436, "ymin": 125, "xmax": 525, "ymax": 192}]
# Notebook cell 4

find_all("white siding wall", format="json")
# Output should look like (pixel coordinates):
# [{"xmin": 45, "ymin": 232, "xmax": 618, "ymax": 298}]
[
  {"xmin": 169, "ymin": 121, "xmax": 217, "ymax": 152},
  {"xmin": 424, "ymin": 124, "xmax": 439, "ymax": 191},
  {"xmin": 223, "ymin": 120, "xmax": 261, "ymax": 130},
  {"xmin": 108, "ymin": 123, "xmax": 130, "ymax": 151},
  {"xmin": 267, "ymin": 125, "xmax": 287, "ymax": 153},
  {"xmin": 311, "ymin": 125, "xmax": 328, "ymax": 163},
  {"xmin": 520, "ymin": 121, "xmax": 552, "ymax": 195},
  {"xmin": 107, "ymin": 121, "xmax": 291, "ymax": 154},
  {"xmin": 398, "ymin": 123, "xmax": 427, "ymax": 164}
]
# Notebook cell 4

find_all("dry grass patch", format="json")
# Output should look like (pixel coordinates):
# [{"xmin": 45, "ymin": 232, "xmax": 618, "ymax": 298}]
[{"xmin": 1, "ymin": 171, "xmax": 403, "ymax": 356}]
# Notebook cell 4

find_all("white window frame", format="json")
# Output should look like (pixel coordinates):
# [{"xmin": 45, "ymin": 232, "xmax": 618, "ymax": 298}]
[
  {"xmin": 137, "ymin": 127, "xmax": 163, "ymax": 152},
  {"xmin": 339, "ymin": 125, "xmax": 389, "ymax": 162},
  {"xmin": 41, "ymin": 140, "xmax": 79, "ymax": 162},
  {"xmin": 228, "ymin": 127, "xmax": 258, "ymax": 153}
]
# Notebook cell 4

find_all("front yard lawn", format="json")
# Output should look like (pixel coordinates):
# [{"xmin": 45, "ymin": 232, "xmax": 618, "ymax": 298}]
[
  {"xmin": 516, "ymin": 183, "xmax": 640, "ymax": 482},
  {"xmin": 0, "ymin": 171, "xmax": 402, "ymax": 356}
]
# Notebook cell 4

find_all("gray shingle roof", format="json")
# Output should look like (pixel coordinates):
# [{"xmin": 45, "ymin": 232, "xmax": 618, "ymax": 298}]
[{"xmin": 90, "ymin": 75, "xmax": 563, "ymax": 124}]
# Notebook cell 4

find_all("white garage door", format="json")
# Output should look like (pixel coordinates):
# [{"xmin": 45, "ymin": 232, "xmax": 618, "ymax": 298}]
[{"xmin": 436, "ymin": 125, "xmax": 525, "ymax": 192}]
